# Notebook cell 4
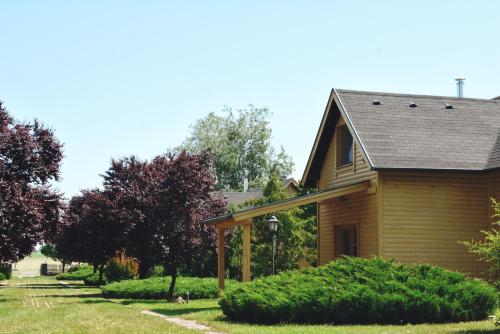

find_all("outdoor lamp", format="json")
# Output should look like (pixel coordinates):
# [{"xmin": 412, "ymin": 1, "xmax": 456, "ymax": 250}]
[
  {"xmin": 268, "ymin": 215, "xmax": 279, "ymax": 233},
  {"xmin": 267, "ymin": 215, "xmax": 279, "ymax": 275}
]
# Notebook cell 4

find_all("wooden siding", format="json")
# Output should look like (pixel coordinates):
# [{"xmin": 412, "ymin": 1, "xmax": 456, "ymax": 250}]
[
  {"xmin": 489, "ymin": 169, "xmax": 500, "ymax": 224},
  {"xmin": 381, "ymin": 171, "xmax": 489, "ymax": 277},
  {"xmin": 318, "ymin": 116, "xmax": 377, "ymax": 191},
  {"xmin": 318, "ymin": 192, "xmax": 378, "ymax": 266},
  {"xmin": 317, "ymin": 115, "xmax": 379, "ymax": 266}
]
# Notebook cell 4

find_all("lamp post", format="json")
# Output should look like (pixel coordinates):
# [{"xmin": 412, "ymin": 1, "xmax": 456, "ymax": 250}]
[{"xmin": 268, "ymin": 215, "xmax": 279, "ymax": 275}]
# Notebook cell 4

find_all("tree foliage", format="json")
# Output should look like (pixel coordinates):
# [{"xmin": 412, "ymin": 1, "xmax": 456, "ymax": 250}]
[
  {"xmin": 102, "ymin": 156, "xmax": 167, "ymax": 277},
  {"xmin": 0, "ymin": 102, "xmax": 63, "ymax": 263},
  {"xmin": 179, "ymin": 105, "xmax": 294, "ymax": 191},
  {"xmin": 462, "ymin": 198, "xmax": 500, "ymax": 286},
  {"xmin": 151, "ymin": 151, "xmax": 227, "ymax": 300},
  {"xmin": 228, "ymin": 175, "xmax": 316, "ymax": 279},
  {"xmin": 57, "ymin": 189, "xmax": 123, "ymax": 281}
]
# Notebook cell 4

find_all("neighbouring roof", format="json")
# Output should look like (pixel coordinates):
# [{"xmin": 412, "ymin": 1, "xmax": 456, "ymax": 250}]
[
  {"xmin": 222, "ymin": 189, "xmax": 263, "ymax": 206},
  {"xmin": 303, "ymin": 88, "xmax": 500, "ymax": 187},
  {"xmin": 222, "ymin": 178, "xmax": 300, "ymax": 206}
]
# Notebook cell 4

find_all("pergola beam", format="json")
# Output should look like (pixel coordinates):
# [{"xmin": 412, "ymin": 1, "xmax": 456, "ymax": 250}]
[
  {"xmin": 217, "ymin": 227, "xmax": 225, "ymax": 292},
  {"xmin": 242, "ymin": 222, "xmax": 251, "ymax": 282}
]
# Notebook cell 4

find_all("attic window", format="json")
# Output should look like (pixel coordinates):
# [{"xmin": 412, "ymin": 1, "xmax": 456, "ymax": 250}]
[
  {"xmin": 409, "ymin": 101, "xmax": 418, "ymax": 108},
  {"xmin": 444, "ymin": 103, "xmax": 453, "ymax": 109},
  {"xmin": 338, "ymin": 126, "xmax": 353, "ymax": 166},
  {"xmin": 372, "ymin": 99, "xmax": 381, "ymax": 105}
]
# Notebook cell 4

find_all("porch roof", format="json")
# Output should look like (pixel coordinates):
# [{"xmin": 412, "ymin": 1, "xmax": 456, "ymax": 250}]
[{"xmin": 203, "ymin": 180, "xmax": 375, "ymax": 229}]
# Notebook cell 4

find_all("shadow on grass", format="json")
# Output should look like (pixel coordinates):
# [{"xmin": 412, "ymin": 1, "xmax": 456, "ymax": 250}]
[
  {"xmin": 41, "ymin": 293, "xmax": 103, "ymax": 299},
  {"xmin": 18, "ymin": 284, "xmax": 88, "ymax": 289},
  {"xmin": 79, "ymin": 299, "xmax": 117, "ymax": 305},
  {"xmin": 151, "ymin": 307, "xmax": 221, "ymax": 317},
  {"xmin": 118, "ymin": 299, "xmax": 169, "ymax": 306},
  {"xmin": 453, "ymin": 330, "xmax": 500, "ymax": 334}
]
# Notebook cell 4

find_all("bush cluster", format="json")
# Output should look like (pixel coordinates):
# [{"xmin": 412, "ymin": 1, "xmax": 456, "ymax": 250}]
[
  {"xmin": 104, "ymin": 255, "xmax": 138, "ymax": 283},
  {"xmin": 0, "ymin": 272, "xmax": 6, "ymax": 280},
  {"xmin": 102, "ymin": 276, "xmax": 237, "ymax": 300},
  {"xmin": 56, "ymin": 265, "xmax": 93, "ymax": 281},
  {"xmin": 220, "ymin": 257, "xmax": 498, "ymax": 325}
]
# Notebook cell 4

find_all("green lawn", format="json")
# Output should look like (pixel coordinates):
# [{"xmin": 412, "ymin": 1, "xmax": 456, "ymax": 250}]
[
  {"xmin": 130, "ymin": 299, "xmax": 500, "ymax": 334},
  {"xmin": 0, "ymin": 276, "xmax": 498, "ymax": 334},
  {"xmin": 0, "ymin": 276, "xmax": 196, "ymax": 334}
]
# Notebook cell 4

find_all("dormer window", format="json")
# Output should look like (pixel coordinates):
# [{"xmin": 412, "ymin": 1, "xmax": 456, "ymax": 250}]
[{"xmin": 338, "ymin": 125, "xmax": 353, "ymax": 165}]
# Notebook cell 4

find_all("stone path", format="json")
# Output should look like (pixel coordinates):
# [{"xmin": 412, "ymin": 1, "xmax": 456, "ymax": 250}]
[{"xmin": 141, "ymin": 310, "xmax": 225, "ymax": 334}]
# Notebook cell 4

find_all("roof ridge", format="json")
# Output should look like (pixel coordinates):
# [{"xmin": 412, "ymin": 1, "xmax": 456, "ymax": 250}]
[{"xmin": 335, "ymin": 88, "xmax": 500, "ymax": 103}]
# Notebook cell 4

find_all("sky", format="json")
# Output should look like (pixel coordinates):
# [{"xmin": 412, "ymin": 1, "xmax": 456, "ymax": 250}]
[{"xmin": 1, "ymin": 1, "xmax": 500, "ymax": 197}]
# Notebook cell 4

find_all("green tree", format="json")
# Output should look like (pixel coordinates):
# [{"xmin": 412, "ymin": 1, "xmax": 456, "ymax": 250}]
[
  {"xmin": 462, "ymin": 198, "xmax": 500, "ymax": 287},
  {"xmin": 179, "ymin": 105, "xmax": 294, "ymax": 191},
  {"xmin": 228, "ymin": 175, "xmax": 316, "ymax": 279}
]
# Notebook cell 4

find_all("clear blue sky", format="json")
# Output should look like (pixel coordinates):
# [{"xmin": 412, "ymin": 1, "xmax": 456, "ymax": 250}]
[{"xmin": 2, "ymin": 1, "xmax": 499, "ymax": 196}]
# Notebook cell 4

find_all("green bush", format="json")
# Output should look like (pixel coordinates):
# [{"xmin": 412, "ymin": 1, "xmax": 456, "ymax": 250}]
[
  {"xmin": 149, "ymin": 265, "xmax": 165, "ymax": 277},
  {"xmin": 102, "ymin": 276, "xmax": 238, "ymax": 300},
  {"xmin": 56, "ymin": 265, "xmax": 93, "ymax": 281},
  {"xmin": 0, "ymin": 272, "xmax": 6, "ymax": 280},
  {"xmin": 0, "ymin": 263, "xmax": 12, "ymax": 279},
  {"xmin": 220, "ymin": 257, "xmax": 498, "ymax": 325},
  {"xmin": 84, "ymin": 272, "xmax": 107, "ymax": 286}
]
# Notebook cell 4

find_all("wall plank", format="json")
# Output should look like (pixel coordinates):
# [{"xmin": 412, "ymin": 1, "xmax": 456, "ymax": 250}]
[{"xmin": 382, "ymin": 171, "xmax": 489, "ymax": 277}]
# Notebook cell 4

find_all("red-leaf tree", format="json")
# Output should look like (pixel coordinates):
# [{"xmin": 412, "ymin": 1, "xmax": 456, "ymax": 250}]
[
  {"xmin": 153, "ymin": 151, "xmax": 227, "ymax": 301},
  {"xmin": 58, "ymin": 189, "xmax": 123, "ymax": 282},
  {"xmin": 102, "ymin": 156, "xmax": 168, "ymax": 278},
  {"xmin": 0, "ymin": 102, "xmax": 63, "ymax": 264}
]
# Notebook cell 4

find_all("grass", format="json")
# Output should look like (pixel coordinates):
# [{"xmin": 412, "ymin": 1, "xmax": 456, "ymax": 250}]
[
  {"xmin": 0, "ymin": 276, "xmax": 196, "ymax": 334},
  {"xmin": 130, "ymin": 299, "xmax": 500, "ymax": 334},
  {"xmin": 0, "ymin": 275, "xmax": 498, "ymax": 333}
]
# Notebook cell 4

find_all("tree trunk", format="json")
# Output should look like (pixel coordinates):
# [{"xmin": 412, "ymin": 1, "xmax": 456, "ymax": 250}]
[
  {"xmin": 166, "ymin": 267, "xmax": 177, "ymax": 302},
  {"xmin": 93, "ymin": 264, "xmax": 98, "ymax": 274},
  {"xmin": 98, "ymin": 264, "xmax": 104, "ymax": 284},
  {"xmin": 62, "ymin": 262, "xmax": 66, "ymax": 273}
]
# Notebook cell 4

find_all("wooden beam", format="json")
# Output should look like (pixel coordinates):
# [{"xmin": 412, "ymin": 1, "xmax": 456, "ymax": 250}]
[
  {"xmin": 242, "ymin": 222, "xmax": 251, "ymax": 282},
  {"xmin": 233, "ymin": 181, "xmax": 373, "ymax": 222},
  {"xmin": 217, "ymin": 227, "xmax": 225, "ymax": 293}
]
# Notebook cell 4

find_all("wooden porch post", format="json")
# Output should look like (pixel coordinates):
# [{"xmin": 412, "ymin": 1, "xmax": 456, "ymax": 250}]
[
  {"xmin": 242, "ymin": 221, "xmax": 251, "ymax": 282},
  {"xmin": 217, "ymin": 227, "xmax": 225, "ymax": 292}
]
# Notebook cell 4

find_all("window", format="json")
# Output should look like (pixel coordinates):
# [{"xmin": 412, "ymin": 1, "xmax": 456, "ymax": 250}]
[
  {"xmin": 335, "ymin": 224, "xmax": 358, "ymax": 257},
  {"xmin": 339, "ymin": 126, "xmax": 353, "ymax": 165}
]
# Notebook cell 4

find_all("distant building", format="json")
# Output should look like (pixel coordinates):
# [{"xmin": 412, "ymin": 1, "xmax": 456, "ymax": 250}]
[{"xmin": 222, "ymin": 178, "xmax": 299, "ymax": 207}]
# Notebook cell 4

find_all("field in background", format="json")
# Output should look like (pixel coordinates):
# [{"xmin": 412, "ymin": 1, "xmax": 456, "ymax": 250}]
[{"xmin": 13, "ymin": 252, "xmax": 61, "ymax": 278}]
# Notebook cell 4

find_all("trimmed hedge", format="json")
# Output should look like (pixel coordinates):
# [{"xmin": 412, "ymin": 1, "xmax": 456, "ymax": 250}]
[
  {"xmin": 220, "ymin": 257, "xmax": 498, "ymax": 325},
  {"xmin": 102, "ymin": 276, "xmax": 238, "ymax": 300},
  {"xmin": 84, "ymin": 273, "xmax": 107, "ymax": 286},
  {"xmin": 56, "ymin": 266, "xmax": 93, "ymax": 281}
]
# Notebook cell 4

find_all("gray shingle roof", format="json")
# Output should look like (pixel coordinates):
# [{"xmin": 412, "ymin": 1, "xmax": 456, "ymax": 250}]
[
  {"xmin": 222, "ymin": 189, "xmax": 264, "ymax": 206},
  {"xmin": 336, "ymin": 89, "xmax": 500, "ymax": 170}
]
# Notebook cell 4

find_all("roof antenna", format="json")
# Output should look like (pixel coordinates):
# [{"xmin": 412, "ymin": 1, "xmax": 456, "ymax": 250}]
[{"xmin": 455, "ymin": 77, "xmax": 465, "ymax": 98}]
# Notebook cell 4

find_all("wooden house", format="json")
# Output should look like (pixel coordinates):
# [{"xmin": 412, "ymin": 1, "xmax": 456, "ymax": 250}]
[
  {"xmin": 301, "ymin": 89, "xmax": 500, "ymax": 277},
  {"xmin": 205, "ymin": 88, "xmax": 500, "ymax": 289}
]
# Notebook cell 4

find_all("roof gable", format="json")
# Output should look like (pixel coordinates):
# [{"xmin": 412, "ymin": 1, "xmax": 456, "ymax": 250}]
[{"xmin": 302, "ymin": 88, "xmax": 500, "ymax": 187}]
